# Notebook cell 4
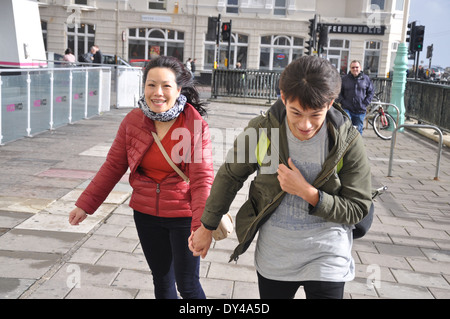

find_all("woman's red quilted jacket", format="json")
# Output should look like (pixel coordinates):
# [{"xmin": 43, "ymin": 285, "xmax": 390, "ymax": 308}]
[{"xmin": 75, "ymin": 104, "xmax": 214, "ymax": 231}]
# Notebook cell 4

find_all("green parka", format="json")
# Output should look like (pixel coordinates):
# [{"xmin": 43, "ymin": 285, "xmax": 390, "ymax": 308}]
[{"xmin": 201, "ymin": 100, "xmax": 372, "ymax": 262}]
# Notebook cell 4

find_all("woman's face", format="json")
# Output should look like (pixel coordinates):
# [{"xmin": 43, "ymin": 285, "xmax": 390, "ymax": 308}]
[{"xmin": 144, "ymin": 67, "xmax": 181, "ymax": 113}]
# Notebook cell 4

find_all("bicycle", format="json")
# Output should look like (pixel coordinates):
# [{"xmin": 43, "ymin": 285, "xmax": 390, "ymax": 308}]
[{"xmin": 365, "ymin": 91, "xmax": 397, "ymax": 140}]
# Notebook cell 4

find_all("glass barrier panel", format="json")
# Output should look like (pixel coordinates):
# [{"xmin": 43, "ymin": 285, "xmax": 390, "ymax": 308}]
[
  {"xmin": 72, "ymin": 70, "xmax": 87, "ymax": 122},
  {"xmin": 1, "ymin": 73, "xmax": 29, "ymax": 143},
  {"xmin": 87, "ymin": 69, "xmax": 100, "ymax": 118},
  {"xmin": 53, "ymin": 70, "xmax": 71, "ymax": 128},
  {"xmin": 30, "ymin": 71, "xmax": 52, "ymax": 136}
]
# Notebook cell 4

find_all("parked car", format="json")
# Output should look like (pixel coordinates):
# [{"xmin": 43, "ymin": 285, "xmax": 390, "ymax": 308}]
[
  {"xmin": 441, "ymin": 67, "xmax": 450, "ymax": 81},
  {"xmin": 130, "ymin": 59, "xmax": 150, "ymax": 71},
  {"xmin": 426, "ymin": 66, "xmax": 444, "ymax": 80},
  {"xmin": 102, "ymin": 54, "xmax": 132, "ymax": 67}
]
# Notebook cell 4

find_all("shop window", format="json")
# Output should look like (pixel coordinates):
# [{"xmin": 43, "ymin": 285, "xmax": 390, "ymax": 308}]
[
  {"xmin": 128, "ymin": 27, "xmax": 184, "ymax": 62},
  {"xmin": 260, "ymin": 35, "xmax": 304, "ymax": 71}
]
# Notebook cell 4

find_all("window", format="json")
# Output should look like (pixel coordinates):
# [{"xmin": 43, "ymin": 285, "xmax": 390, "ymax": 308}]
[
  {"xmin": 395, "ymin": 0, "xmax": 405, "ymax": 11},
  {"xmin": 227, "ymin": 0, "xmax": 239, "ymax": 14},
  {"xmin": 41, "ymin": 20, "xmax": 48, "ymax": 51},
  {"xmin": 260, "ymin": 35, "xmax": 304, "ymax": 71},
  {"xmin": 75, "ymin": 0, "xmax": 88, "ymax": 4},
  {"xmin": 323, "ymin": 39, "xmax": 350, "ymax": 75},
  {"xmin": 371, "ymin": 0, "xmax": 385, "ymax": 10},
  {"xmin": 364, "ymin": 40, "xmax": 382, "ymax": 76},
  {"xmin": 148, "ymin": 0, "xmax": 166, "ymax": 10},
  {"xmin": 274, "ymin": 0, "xmax": 287, "ymax": 16},
  {"xmin": 128, "ymin": 28, "xmax": 184, "ymax": 62},
  {"xmin": 67, "ymin": 23, "xmax": 95, "ymax": 59},
  {"xmin": 204, "ymin": 32, "xmax": 248, "ymax": 70}
]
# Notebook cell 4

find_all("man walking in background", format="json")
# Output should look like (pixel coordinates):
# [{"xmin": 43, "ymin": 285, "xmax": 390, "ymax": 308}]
[{"xmin": 338, "ymin": 60, "xmax": 374, "ymax": 135}]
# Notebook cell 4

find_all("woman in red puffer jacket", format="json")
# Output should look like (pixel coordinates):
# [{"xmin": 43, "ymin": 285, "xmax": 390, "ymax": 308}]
[{"xmin": 69, "ymin": 56, "xmax": 214, "ymax": 299}]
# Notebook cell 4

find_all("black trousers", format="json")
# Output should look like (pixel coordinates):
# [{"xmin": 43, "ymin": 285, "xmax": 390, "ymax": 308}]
[
  {"xmin": 133, "ymin": 211, "xmax": 205, "ymax": 299},
  {"xmin": 257, "ymin": 272, "xmax": 345, "ymax": 299}
]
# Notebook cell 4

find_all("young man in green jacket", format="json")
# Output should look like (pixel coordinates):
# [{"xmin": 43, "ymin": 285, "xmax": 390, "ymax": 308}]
[{"xmin": 189, "ymin": 56, "xmax": 372, "ymax": 299}]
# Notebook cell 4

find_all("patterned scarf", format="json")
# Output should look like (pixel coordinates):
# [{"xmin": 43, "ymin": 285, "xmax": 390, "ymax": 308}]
[{"xmin": 138, "ymin": 94, "xmax": 187, "ymax": 122}]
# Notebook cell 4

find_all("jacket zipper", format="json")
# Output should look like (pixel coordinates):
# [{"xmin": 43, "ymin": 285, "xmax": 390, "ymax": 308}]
[{"xmin": 156, "ymin": 183, "xmax": 161, "ymax": 216}]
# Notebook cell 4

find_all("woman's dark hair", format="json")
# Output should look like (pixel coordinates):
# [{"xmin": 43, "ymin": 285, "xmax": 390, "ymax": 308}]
[
  {"xmin": 279, "ymin": 55, "xmax": 341, "ymax": 110},
  {"xmin": 143, "ymin": 56, "xmax": 207, "ymax": 116}
]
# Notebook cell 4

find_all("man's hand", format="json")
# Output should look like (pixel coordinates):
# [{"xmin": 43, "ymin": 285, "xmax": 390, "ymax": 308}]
[
  {"xmin": 277, "ymin": 158, "xmax": 320, "ymax": 207},
  {"xmin": 188, "ymin": 224, "xmax": 213, "ymax": 259}
]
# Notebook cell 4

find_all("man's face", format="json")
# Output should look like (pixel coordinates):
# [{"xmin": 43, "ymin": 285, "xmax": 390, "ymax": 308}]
[
  {"xmin": 350, "ymin": 62, "xmax": 361, "ymax": 77},
  {"xmin": 282, "ymin": 94, "xmax": 332, "ymax": 141}
]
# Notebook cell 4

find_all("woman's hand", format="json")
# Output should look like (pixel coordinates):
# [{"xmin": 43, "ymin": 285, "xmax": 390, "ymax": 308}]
[
  {"xmin": 69, "ymin": 207, "xmax": 88, "ymax": 226},
  {"xmin": 188, "ymin": 225, "xmax": 213, "ymax": 259}
]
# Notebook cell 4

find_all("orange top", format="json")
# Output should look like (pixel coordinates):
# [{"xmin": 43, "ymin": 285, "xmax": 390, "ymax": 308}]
[{"xmin": 140, "ymin": 113, "xmax": 185, "ymax": 183}]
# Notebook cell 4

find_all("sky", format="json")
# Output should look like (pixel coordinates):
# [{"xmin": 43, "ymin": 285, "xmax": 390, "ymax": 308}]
[{"xmin": 408, "ymin": 0, "xmax": 450, "ymax": 68}]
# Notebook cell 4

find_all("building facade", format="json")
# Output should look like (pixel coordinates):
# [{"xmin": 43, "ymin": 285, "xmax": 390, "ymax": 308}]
[{"xmin": 38, "ymin": 0, "xmax": 408, "ymax": 77}]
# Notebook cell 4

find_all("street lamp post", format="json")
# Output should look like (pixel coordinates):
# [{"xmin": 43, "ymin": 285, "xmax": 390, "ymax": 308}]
[{"xmin": 390, "ymin": 0, "xmax": 411, "ymax": 131}]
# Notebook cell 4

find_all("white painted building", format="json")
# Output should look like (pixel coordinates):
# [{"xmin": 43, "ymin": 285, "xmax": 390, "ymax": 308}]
[{"xmin": 37, "ymin": 0, "xmax": 409, "ymax": 77}]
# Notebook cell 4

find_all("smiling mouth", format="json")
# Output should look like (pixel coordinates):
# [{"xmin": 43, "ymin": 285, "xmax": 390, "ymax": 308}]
[{"xmin": 151, "ymin": 99, "xmax": 166, "ymax": 105}]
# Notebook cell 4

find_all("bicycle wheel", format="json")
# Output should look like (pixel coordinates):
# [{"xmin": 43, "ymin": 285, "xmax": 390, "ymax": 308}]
[{"xmin": 373, "ymin": 113, "xmax": 397, "ymax": 140}]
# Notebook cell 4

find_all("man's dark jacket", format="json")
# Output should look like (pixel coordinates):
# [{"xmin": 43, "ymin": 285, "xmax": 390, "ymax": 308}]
[{"xmin": 338, "ymin": 72, "xmax": 374, "ymax": 114}]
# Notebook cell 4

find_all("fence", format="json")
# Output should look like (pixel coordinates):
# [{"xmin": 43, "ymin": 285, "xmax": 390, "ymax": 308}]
[
  {"xmin": 0, "ymin": 65, "xmax": 143, "ymax": 145},
  {"xmin": 212, "ymin": 69, "xmax": 281, "ymax": 102},
  {"xmin": 372, "ymin": 78, "xmax": 450, "ymax": 131},
  {"xmin": 212, "ymin": 70, "xmax": 450, "ymax": 131}
]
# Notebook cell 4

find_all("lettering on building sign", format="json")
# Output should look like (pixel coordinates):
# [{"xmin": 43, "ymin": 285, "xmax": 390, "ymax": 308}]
[{"xmin": 328, "ymin": 24, "xmax": 386, "ymax": 35}]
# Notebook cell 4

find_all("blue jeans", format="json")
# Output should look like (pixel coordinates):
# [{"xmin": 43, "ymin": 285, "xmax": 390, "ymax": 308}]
[
  {"xmin": 344, "ymin": 109, "xmax": 366, "ymax": 135},
  {"xmin": 133, "ymin": 211, "xmax": 206, "ymax": 299}
]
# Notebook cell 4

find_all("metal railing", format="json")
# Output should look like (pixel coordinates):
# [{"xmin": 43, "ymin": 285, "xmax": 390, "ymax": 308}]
[
  {"xmin": 212, "ymin": 69, "xmax": 281, "ymax": 102},
  {"xmin": 0, "ymin": 63, "xmax": 143, "ymax": 145},
  {"xmin": 0, "ymin": 66, "xmax": 111, "ymax": 145},
  {"xmin": 388, "ymin": 124, "xmax": 444, "ymax": 181},
  {"xmin": 372, "ymin": 78, "xmax": 450, "ymax": 131}
]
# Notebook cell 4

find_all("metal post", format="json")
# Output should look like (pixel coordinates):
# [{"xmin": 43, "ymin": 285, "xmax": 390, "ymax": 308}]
[
  {"xmin": 227, "ymin": 20, "xmax": 232, "ymax": 69},
  {"xmin": 26, "ymin": 72, "xmax": 31, "ymax": 137},
  {"xmin": 49, "ymin": 71, "xmax": 54, "ymax": 130},
  {"xmin": 84, "ymin": 69, "xmax": 89, "ymax": 118},
  {"xmin": 98, "ymin": 70, "xmax": 103, "ymax": 114},
  {"xmin": 69, "ymin": 70, "xmax": 73, "ymax": 124},
  {"xmin": 0, "ymin": 75, "xmax": 3, "ymax": 145}
]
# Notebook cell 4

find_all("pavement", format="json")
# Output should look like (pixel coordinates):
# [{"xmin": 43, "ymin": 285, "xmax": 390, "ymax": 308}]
[{"xmin": 1, "ymin": 87, "xmax": 449, "ymax": 300}]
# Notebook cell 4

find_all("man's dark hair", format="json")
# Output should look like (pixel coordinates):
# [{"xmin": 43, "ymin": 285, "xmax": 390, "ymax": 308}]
[{"xmin": 279, "ymin": 55, "xmax": 341, "ymax": 110}]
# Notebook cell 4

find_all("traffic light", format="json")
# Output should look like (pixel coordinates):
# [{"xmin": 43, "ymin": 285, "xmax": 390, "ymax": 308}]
[
  {"xmin": 207, "ymin": 17, "xmax": 218, "ymax": 42},
  {"xmin": 406, "ymin": 21, "xmax": 416, "ymax": 54},
  {"xmin": 413, "ymin": 25, "xmax": 425, "ymax": 52},
  {"xmin": 308, "ymin": 15, "xmax": 318, "ymax": 52},
  {"xmin": 222, "ymin": 22, "xmax": 231, "ymax": 42},
  {"xmin": 427, "ymin": 44, "xmax": 433, "ymax": 59},
  {"xmin": 318, "ymin": 25, "xmax": 329, "ymax": 54},
  {"xmin": 305, "ymin": 39, "xmax": 313, "ymax": 56}
]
